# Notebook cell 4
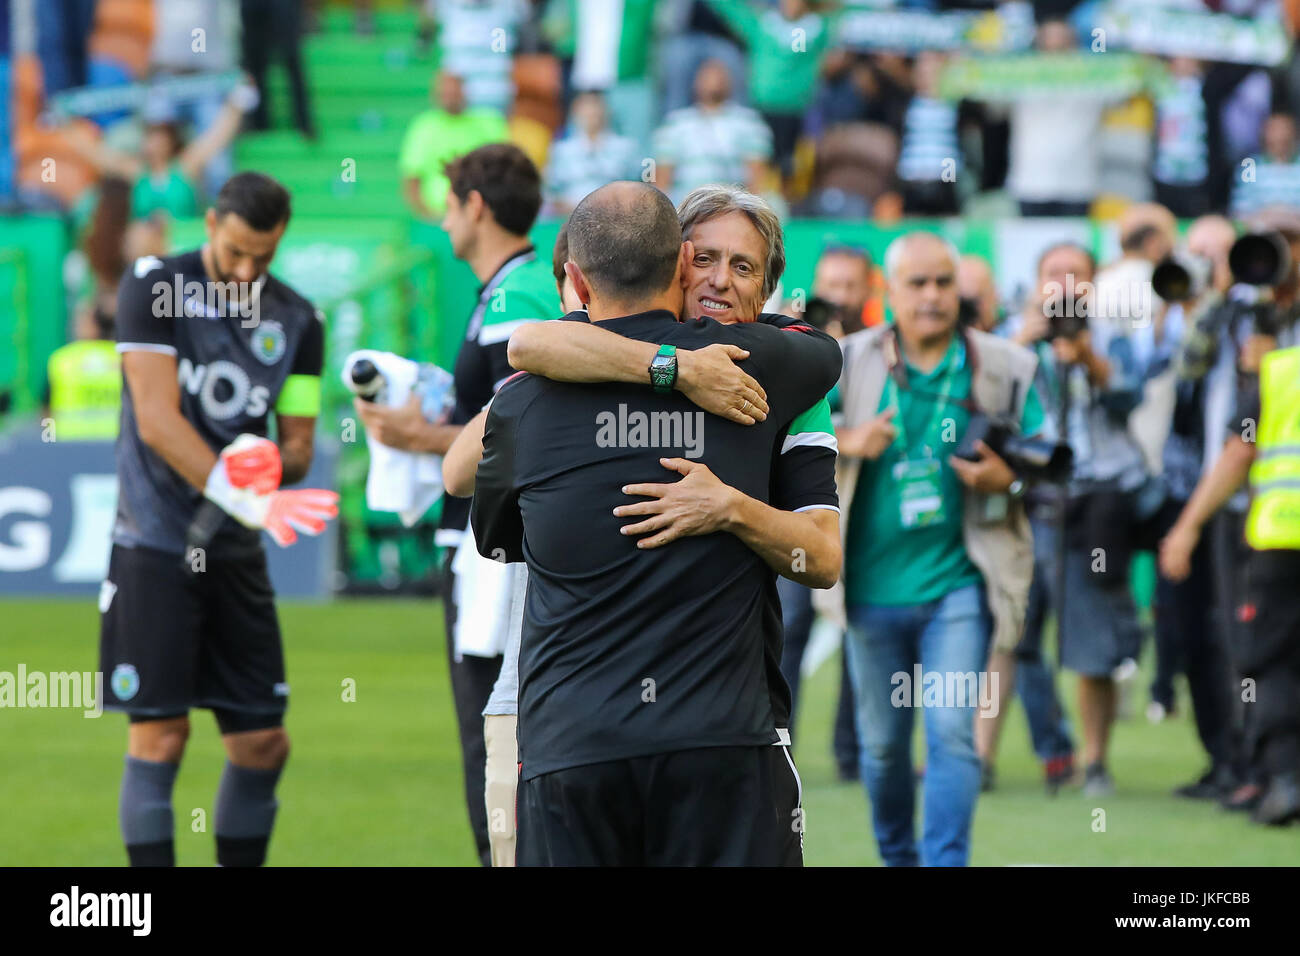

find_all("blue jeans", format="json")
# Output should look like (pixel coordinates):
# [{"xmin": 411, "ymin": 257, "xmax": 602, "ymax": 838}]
[
  {"xmin": 1016, "ymin": 516, "xmax": 1075, "ymax": 762},
  {"xmin": 845, "ymin": 583, "xmax": 991, "ymax": 867}
]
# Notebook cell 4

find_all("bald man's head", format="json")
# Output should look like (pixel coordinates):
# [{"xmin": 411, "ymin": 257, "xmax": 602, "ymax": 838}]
[
  {"xmin": 884, "ymin": 231, "xmax": 961, "ymax": 345},
  {"xmin": 567, "ymin": 182, "xmax": 684, "ymax": 304},
  {"xmin": 884, "ymin": 232, "xmax": 959, "ymax": 281},
  {"xmin": 1186, "ymin": 215, "xmax": 1236, "ymax": 257}
]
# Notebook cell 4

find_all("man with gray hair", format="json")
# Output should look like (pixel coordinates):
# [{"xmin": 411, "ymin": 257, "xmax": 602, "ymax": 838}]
[
  {"xmin": 830, "ymin": 231, "xmax": 1044, "ymax": 866},
  {"xmin": 471, "ymin": 182, "xmax": 840, "ymax": 865}
]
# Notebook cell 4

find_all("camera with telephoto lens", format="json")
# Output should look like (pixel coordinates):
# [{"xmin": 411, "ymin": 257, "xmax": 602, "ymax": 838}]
[
  {"xmin": 957, "ymin": 296, "xmax": 980, "ymax": 327},
  {"xmin": 1226, "ymin": 231, "xmax": 1293, "ymax": 336},
  {"xmin": 1039, "ymin": 287, "xmax": 1089, "ymax": 341},
  {"xmin": 1229, "ymin": 231, "xmax": 1291, "ymax": 289},
  {"xmin": 802, "ymin": 295, "xmax": 847, "ymax": 332},
  {"xmin": 954, "ymin": 413, "xmax": 1074, "ymax": 484},
  {"xmin": 1046, "ymin": 311, "xmax": 1088, "ymax": 341},
  {"xmin": 1152, "ymin": 252, "xmax": 1213, "ymax": 302}
]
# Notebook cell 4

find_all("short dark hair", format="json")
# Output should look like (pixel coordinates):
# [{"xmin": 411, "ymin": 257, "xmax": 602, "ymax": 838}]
[
  {"xmin": 1120, "ymin": 223, "xmax": 1161, "ymax": 253},
  {"xmin": 567, "ymin": 183, "xmax": 682, "ymax": 302},
  {"xmin": 819, "ymin": 243, "xmax": 873, "ymax": 270},
  {"xmin": 214, "ymin": 171, "xmax": 292, "ymax": 231},
  {"xmin": 552, "ymin": 223, "xmax": 570, "ymax": 285},
  {"xmin": 444, "ymin": 144, "xmax": 542, "ymax": 237}
]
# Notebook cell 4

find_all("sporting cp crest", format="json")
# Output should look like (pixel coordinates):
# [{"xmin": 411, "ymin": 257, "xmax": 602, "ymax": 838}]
[
  {"xmin": 250, "ymin": 320, "xmax": 287, "ymax": 365},
  {"xmin": 111, "ymin": 664, "xmax": 140, "ymax": 701}
]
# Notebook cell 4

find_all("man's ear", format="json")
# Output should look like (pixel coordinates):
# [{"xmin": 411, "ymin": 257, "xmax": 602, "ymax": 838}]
[
  {"xmin": 466, "ymin": 189, "xmax": 486, "ymax": 222},
  {"xmin": 204, "ymin": 207, "xmax": 217, "ymax": 243},
  {"xmin": 564, "ymin": 261, "xmax": 593, "ymax": 306},
  {"xmin": 676, "ymin": 240, "xmax": 693, "ymax": 287}
]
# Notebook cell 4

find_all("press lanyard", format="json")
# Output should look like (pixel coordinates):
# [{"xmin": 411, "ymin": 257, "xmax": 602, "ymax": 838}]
[{"xmin": 884, "ymin": 349, "xmax": 958, "ymax": 459}]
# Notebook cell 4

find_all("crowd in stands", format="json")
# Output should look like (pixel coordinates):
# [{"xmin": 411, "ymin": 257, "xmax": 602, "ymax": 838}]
[
  {"xmin": 8, "ymin": 1, "xmax": 1300, "ymax": 245},
  {"xmin": 397, "ymin": 0, "xmax": 1300, "ymax": 224}
]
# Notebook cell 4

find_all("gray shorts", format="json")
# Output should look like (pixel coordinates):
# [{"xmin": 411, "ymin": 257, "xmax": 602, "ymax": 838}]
[{"xmin": 1026, "ymin": 517, "xmax": 1144, "ymax": 678}]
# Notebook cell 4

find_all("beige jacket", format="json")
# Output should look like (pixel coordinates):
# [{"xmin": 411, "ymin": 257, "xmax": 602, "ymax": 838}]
[{"xmin": 815, "ymin": 324, "xmax": 1039, "ymax": 652}]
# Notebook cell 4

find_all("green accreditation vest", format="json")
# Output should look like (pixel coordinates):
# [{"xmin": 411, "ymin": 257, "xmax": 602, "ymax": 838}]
[
  {"xmin": 1246, "ymin": 345, "xmax": 1300, "ymax": 550},
  {"xmin": 47, "ymin": 340, "xmax": 122, "ymax": 439}
]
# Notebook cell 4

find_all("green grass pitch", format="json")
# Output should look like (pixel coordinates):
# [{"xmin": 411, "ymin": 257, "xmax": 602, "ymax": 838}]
[{"xmin": 2, "ymin": 598, "xmax": 1294, "ymax": 865}]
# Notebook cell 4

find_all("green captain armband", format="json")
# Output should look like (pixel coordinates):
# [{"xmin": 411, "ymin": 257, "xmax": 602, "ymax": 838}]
[{"xmin": 275, "ymin": 374, "xmax": 322, "ymax": 417}]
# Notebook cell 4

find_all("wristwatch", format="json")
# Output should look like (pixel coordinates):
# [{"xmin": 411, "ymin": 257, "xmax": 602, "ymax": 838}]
[
  {"xmin": 649, "ymin": 344, "xmax": 678, "ymax": 394},
  {"xmin": 1007, "ymin": 478, "xmax": 1027, "ymax": 500}
]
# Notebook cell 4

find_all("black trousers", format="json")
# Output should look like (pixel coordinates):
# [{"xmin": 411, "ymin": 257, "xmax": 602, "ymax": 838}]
[
  {"xmin": 1018, "ymin": 199, "xmax": 1090, "ymax": 217},
  {"xmin": 777, "ymin": 577, "xmax": 857, "ymax": 772},
  {"xmin": 761, "ymin": 111, "xmax": 804, "ymax": 177},
  {"xmin": 901, "ymin": 179, "xmax": 960, "ymax": 217},
  {"xmin": 832, "ymin": 654, "xmax": 859, "ymax": 773},
  {"xmin": 1152, "ymin": 499, "xmax": 1235, "ymax": 772},
  {"xmin": 440, "ymin": 549, "xmax": 504, "ymax": 867},
  {"xmin": 1241, "ymin": 549, "xmax": 1300, "ymax": 777},
  {"xmin": 240, "ymin": 0, "xmax": 315, "ymax": 134},
  {"xmin": 1154, "ymin": 181, "xmax": 1212, "ymax": 219},
  {"xmin": 1211, "ymin": 510, "xmax": 1258, "ymax": 783},
  {"xmin": 516, "ymin": 744, "xmax": 803, "ymax": 867}
]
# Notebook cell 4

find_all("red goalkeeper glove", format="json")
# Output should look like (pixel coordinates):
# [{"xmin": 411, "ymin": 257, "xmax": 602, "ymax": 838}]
[
  {"xmin": 218, "ymin": 435, "xmax": 283, "ymax": 494},
  {"xmin": 204, "ymin": 434, "xmax": 339, "ymax": 547}
]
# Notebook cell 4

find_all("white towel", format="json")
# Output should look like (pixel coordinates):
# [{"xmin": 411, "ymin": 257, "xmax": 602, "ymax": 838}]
[
  {"xmin": 341, "ymin": 349, "xmax": 444, "ymax": 527},
  {"xmin": 450, "ymin": 522, "xmax": 519, "ymax": 659}
]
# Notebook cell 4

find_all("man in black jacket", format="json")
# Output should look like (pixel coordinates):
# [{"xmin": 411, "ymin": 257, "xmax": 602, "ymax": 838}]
[{"xmin": 472, "ymin": 182, "xmax": 841, "ymax": 865}]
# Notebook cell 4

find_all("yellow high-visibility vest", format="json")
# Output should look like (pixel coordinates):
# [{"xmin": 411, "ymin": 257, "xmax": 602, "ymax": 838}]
[
  {"xmin": 1246, "ymin": 344, "xmax": 1300, "ymax": 550},
  {"xmin": 47, "ymin": 340, "xmax": 121, "ymax": 440}
]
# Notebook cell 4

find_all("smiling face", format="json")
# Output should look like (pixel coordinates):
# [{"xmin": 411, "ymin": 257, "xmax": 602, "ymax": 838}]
[{"xmin": 682, "ymin": 211, "xmax": 768, "ymax": 324}]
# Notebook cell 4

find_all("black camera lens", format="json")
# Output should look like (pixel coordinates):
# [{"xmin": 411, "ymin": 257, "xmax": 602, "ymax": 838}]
[
  {"xmin": 1152, "ymin": 257, "xmax": 1201, "ymax": 301},
  {"xmin": 1228, "ymin": 232, "xmax": 1291, "ymax": 287},
  {"xmin": 1001, "ymin": 435, "xmax": 1074, "ymax": 484}
]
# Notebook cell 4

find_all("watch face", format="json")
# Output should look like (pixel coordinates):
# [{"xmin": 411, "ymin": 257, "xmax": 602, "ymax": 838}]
[{"xmin": 650, "ymin": 354, "xmax": 676, "ymax": 389}]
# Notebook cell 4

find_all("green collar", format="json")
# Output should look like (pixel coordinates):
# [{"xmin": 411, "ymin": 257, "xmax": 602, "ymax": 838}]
[{"xmin": 903, "ymin": 334, "xmax": 966, "ymax": 380}]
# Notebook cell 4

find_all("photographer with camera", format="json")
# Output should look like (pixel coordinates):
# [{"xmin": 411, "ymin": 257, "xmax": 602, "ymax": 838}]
[
  {"xmin": 1146, "ymin": 214, "xmax": 1247, "ymax": 802},
  {"xmin": 976, "ymin": 242, "xmax": 1089, "ymax": 795},
  {"xmin": 1160, "ymin": 339, "xmax": 1300, "ymax": 825},
  {"xmin": 957, "ymin": 255, "xmax": 1002, "ymax": 334},
  {"xmin": 800, "ymin": 245, "xmax": 879, "ymax": 339},
  {"xmin": 1004, "ymin": 241, "xmax": 1153, "ymax": 798},
  {"xmin": 1161, "ymin": 219, "xmax": 1300, "ymax": 819},
  {"xmin": 829, "ymin": 232, "xmax": 1044, "ymax": 866}
]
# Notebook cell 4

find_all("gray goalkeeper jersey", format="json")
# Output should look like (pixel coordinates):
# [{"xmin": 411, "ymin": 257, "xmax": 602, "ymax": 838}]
[{"xmin": 113, "ymin": 249, "xmax": 324, "ymax": 557}]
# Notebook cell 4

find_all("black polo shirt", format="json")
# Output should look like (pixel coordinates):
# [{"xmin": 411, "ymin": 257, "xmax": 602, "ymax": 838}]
[{"xmin": 472, "ymin": 309, "xmax": 841, "ymax": 779}]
